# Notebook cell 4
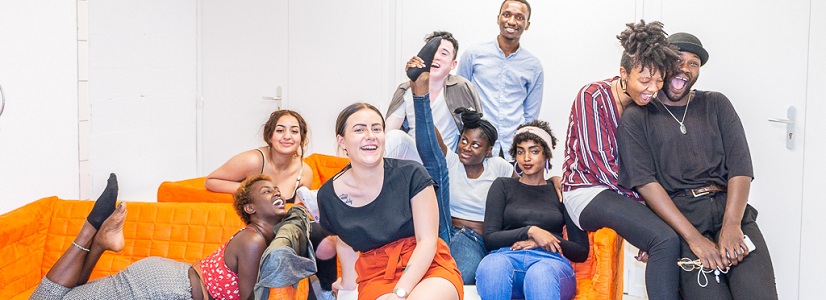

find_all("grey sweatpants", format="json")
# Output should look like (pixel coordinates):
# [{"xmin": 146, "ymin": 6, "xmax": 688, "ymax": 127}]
[{"xmin": 30, "ymin": 256, "xmax": 193, "ymax": 300}]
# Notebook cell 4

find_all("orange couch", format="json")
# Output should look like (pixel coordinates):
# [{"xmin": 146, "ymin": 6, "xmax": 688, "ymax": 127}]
[
  {"xmin": 156, "ymin": 153, "xmax": 626, "ymax": 299},
  {"xmin": 0, "ymin": 196, "xmax": 306, "ymax": 300},
  {"xmin": 157, "ymin": 153, "xmax": 351, "ymax": 203}
]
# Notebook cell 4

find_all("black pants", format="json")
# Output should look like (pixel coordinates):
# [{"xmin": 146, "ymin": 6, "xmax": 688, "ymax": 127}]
[
  {"xmin": 580, "ymin": 190, "xmax": 681, "ymax": 300},
  {"xmin": 672, "ymin": 192, "xmax": 777, "ymax": 300},
  {"xmin": 309, "ymin": 222, "xmax": 336, "ymax": 292}
]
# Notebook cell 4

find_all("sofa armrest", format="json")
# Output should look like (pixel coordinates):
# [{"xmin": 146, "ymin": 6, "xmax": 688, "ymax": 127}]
[
  {"xmin": 158, "ymin": 177, "xmax": 233, "ymax": 203},
  {"xmin": 0, "ymin": 196, "xmax": 56, "ymax": 299},
  {"xmin": 572, "ymin": 228, "xmax": 624, "ymax": 300}
]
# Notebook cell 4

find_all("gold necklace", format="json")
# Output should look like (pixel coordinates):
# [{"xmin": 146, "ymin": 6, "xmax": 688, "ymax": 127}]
[{"xmin": 658, "ymin": 91, "xmax": 692, "ymax": 135}]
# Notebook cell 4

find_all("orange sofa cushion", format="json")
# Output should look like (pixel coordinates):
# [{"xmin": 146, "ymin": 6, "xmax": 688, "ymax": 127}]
[
  {"xmin": 157, "ymin": 153, "xmax": 350, "ymax": 203},
  {"xmin": 0, "ymin": 196, "xmax": 308, "ymax": 299}
]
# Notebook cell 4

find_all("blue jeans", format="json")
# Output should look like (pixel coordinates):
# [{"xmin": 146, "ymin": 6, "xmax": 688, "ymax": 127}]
[
  {"xmin": 449, "ymin": 226, "xmax": 487, "ymax": 284},
  {"xmin": 413, "ymin": 94, "xmax": 451, "ymax": 243},
  {"xmin": 476, "ymin": 247, "xmax": 576, "ymax": 300}
]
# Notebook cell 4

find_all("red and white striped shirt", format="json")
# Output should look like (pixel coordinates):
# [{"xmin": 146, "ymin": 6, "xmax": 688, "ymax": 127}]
[{"xmin": 561, "ymin": 77, "xmax": 640, "ymax": 200}]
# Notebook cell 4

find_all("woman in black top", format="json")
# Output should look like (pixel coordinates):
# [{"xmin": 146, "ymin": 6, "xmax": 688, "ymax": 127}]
[
  {"xmin": 476, "ymin": 120, "xmax": 589, "ymax": 300},
  {"xmin": 317, "ymin": 96, "xmax": 462, "ymax": 299}
]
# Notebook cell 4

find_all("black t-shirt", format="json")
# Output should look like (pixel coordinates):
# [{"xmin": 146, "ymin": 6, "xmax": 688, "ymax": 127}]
[
  {"xmin": 483, "ymin": 177, "xmax": 590, "ymax": 262},
  {"xmin": 617, "ymin": 90, "xmax": 753, "ymax": 194},
  {"xmin": 318, "ymin": 158, "xmax": 434, "ymax": 252}
]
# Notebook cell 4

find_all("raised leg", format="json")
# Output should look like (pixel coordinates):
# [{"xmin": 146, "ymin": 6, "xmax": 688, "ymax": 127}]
[
  {"xmin": 77, "ymin": 202, "xmax": 127, "ymax": 285},
  {"xmin": 43, "ymin": 175, "xmax": 121, "ymax": 288}
]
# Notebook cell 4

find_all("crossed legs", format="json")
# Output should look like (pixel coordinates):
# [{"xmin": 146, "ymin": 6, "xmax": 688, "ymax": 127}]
[{"xmin": 41, "ymin": 175, "xmax": 124, "ymax": 289}]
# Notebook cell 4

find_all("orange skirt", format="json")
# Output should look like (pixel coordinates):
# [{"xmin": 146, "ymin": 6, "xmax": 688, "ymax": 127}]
[{"xmin": 355, "ymin": 236, "xmax": 463, "ymax": 300}]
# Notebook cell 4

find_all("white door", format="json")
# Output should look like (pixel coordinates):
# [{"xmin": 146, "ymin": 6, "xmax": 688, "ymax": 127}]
[
  {"xmin": 799, "ymin": 0, "xmax": 826, "ymax": 297},
  {"xmin": 198, "ymin": 0, "xmax": 289, "ymax": 174},
  {"xmin": 658, "ymin": 1, "xmax": 810, "ymax": 298}
]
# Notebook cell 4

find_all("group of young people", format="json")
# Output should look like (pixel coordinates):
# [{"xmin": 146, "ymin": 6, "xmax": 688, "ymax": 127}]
[{"xmin": 33, "ymin": 0, "xmax": 777, "ymax": 299}]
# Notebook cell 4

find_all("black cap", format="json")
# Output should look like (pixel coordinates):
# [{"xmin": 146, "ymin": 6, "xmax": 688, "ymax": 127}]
[{"xmin": 668, "ymin": 32, "xmax": 709, "ymax": 66}]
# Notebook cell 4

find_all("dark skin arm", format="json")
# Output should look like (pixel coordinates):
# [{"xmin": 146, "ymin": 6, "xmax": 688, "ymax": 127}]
[
  {"xmin": 717, "ymin": 176, "xmax": 751, "ymax": 265},
  {"xmin": 225, "ymin": 230, "xmax": 268, "ymax": 300},
  {"xmin": 637, "ymin": 182, "xmax": 730, "ymax": 271}
]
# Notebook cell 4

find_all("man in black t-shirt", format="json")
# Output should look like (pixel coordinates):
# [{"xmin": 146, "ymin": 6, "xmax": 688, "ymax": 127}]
[{"xmin": 617, "ymin": 32, "xmax": 778, "ymax": 299}]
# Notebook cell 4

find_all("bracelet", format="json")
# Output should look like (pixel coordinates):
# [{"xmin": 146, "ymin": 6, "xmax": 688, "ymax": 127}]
[{"xmin": 72, "ymin": 241, "xmax": 90, "ymax": 252}]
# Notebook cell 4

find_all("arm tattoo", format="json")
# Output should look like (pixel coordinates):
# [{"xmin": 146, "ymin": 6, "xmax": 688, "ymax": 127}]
[
  {"xmin": 404, "ymin": 265, "xmax": 411, "ymax": 273},
  {"xmin": 338, "ymin": 193, "xmax": 353, "ymax": 205}
]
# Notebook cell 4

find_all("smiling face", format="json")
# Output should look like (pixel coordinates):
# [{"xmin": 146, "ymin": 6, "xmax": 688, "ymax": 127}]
[
  {"xmin": 269, "ymin": 115, "xmax": 302, "ymax": 155},
  {"xmin": 514, "ymin": 139, "xmax": 546, "ymax": 177},
  {"xmin": 249, "ymin": 180, "xmax": 288, "ymax": 220},
  {"xmin": 429, "ymin": 40, "xmax": 458, "ymax": 80},
  {"xmin": 621, "ymin": 65, "xmax": 665, "ymax": 106},
  {"xmin": 457, "ymin": 127, "xmax": 492, "ymax": 167},
  {"xmin": 337, "ymin": 108, "xmax": 385, "ymax": 167},
  {"xmin": 497, "ymin": 1, "xmax": 530, "ymax": 42},
  {"xmin": 664, "ymin": 51, "xmax": 701, "ymax": 102}
]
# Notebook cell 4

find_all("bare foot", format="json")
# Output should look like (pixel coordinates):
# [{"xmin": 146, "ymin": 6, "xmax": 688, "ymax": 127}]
[{"xmin": 95, "ymin": 202, "xmax": 127, "ymax": 252}]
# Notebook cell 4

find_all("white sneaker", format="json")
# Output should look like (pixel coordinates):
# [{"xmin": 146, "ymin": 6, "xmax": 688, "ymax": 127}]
[{"xmin": 296, "ymin": 186, "xmax": 320, "ymax": 222}]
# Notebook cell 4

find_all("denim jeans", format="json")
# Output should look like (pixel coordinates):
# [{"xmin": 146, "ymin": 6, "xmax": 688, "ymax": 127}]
[
  {"xmin": 449, "ymin": 226, "xmax": 487, "ymax": 284},
  {"xmin": 413, "ymin": 94, "xmax": 451, "ymax": 243},
  {"xmin": 476, "ymin": 247, "xmax": 576, "ymax": 300}
]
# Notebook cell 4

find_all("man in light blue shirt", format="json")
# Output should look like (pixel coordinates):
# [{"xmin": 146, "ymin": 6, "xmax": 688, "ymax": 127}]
[{"xmin": 458, "ymin": 0, "xmax": 543, "ymax": 160}]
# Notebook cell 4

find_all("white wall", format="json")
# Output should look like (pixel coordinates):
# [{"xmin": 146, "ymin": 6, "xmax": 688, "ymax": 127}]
[
  {"xmin": 0, "ymin": 0, "xmax": 79, "ymax": 214},
  {"xmin": 287, "ymin": 0, "xmax": 395, "ymax": 156},
  {"xmin": 88, "ymin": 0, "xmax": 197, "ymax": 202}
]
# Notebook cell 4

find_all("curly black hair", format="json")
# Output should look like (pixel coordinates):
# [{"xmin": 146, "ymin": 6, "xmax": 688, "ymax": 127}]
[
  {"xmin": 233, "ymin": 174, "xmax": 273, "ymax": 225},
  {"xmin": 617, "ymin": 20, "xmax": 681, "ymax": 78},
  {"xmin": 509, "ymin": 120, "xmax": 557, "ymax": 160}
]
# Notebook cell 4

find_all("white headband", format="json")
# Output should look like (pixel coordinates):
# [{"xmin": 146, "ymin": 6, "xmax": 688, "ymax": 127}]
[{"xmin": 515, "ymin": 126, "xmax": 555, "ymax": 153}]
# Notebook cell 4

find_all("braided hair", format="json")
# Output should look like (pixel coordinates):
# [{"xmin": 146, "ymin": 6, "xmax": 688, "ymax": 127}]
[
  {"xmin": 455, "ymin": 107, "xmax": 497, "ymax": 148},
  {"xmin": 617, "ymin": 20, "xmax": 681, "ymax": 78}
]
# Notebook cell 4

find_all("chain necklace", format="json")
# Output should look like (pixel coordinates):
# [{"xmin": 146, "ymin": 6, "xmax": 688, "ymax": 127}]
[{"xmin": 658, "ymin": 91, "xmax": 692, "ymax": 134}]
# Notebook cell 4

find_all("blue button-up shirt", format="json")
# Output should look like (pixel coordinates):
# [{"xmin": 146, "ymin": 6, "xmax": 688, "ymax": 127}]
[{"xmin": 458, "ymin": 39, "xmax": 544, "ymax": 160}]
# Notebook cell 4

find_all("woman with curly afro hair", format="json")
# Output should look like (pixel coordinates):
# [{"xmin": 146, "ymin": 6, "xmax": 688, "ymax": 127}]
[
  {"xmin": 559, "ymin": 20, "xmax": 683, "ymax": 299},
  {"xmin": 31, "ymin": 174, "xmax": 315, "ymax": 300}
]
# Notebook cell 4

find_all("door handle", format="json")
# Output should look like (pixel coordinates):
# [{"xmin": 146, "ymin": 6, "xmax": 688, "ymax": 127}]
[
  {"xmin": 767, "ymin": 106, "xmax": 795, "ymax": 149},
  {"xmin": 767, "ymin": 118, "xmax": 793, "ymax": 124},
  {"xmin": 262, "ymin": 86, "xmax": 283, "ymax": 110},
  {"xmin": 0, "ymin": 83, "xmax": 6, "ymax": 118}
]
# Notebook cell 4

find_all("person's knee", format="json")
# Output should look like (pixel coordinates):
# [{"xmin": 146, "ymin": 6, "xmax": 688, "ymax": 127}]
[
  {"xmin": 649, "ymin": 225, "xmax": 680, "ymax": 253},
  {"xmin": 476, "ymin": 254, "xmax": 510, "ymax": 278},
  {"xmin": 526, "ymin": 260, "xmax": 572, "ymax": 280},
  {"xmin": 315, "ymin": 235, "xmax": 337, "ymax": 260}
]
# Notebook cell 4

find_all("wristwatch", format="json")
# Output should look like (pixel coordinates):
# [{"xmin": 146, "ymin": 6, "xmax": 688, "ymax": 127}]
[{"xmin": 392, "ymin": 287, "xmax": 409, "ymax": 298}]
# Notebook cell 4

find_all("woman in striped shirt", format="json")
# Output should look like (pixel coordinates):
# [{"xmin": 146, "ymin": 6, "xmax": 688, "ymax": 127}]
[{"xmin": 560, "ymin": 20, "xmax": 682, "ymax": 300}]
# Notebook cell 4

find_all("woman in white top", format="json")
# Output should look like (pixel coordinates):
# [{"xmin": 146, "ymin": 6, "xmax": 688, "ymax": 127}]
[{"xmin": 407, "ymin": 59, "xmax": 514, "ymax": 283}]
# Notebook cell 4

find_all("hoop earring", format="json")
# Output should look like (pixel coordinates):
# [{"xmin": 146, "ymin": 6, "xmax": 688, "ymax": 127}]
[
  {"xmin": 619, "ymin": 78, "xmax": 627, "ymax": 92},
  {"xmin": 513, "ymin": 163, "xmax": 523, "ymax": 176},
  {"xmin": 544, "ymin": 159, "xmax": 552, "ymax": 180}
]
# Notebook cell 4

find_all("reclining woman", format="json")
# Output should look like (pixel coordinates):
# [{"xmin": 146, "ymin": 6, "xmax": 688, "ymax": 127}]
[
  {"xmin": 205, "ymin": 109, "xmax": 337, "ymax": 297},
  {"xmin": 32, "ymin": 174, "xmax": 314, "ymax": 300},
  {"xmin": 317, "ymin": 99, "xmax": 463, "ymax": 299},
  {"xmin": 406, "ymin": 52, "xmax": 513, "ymax": 284},
  {"xmin": 475, "ymin": 121, "xmax": 589, "ymax": 300}
]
